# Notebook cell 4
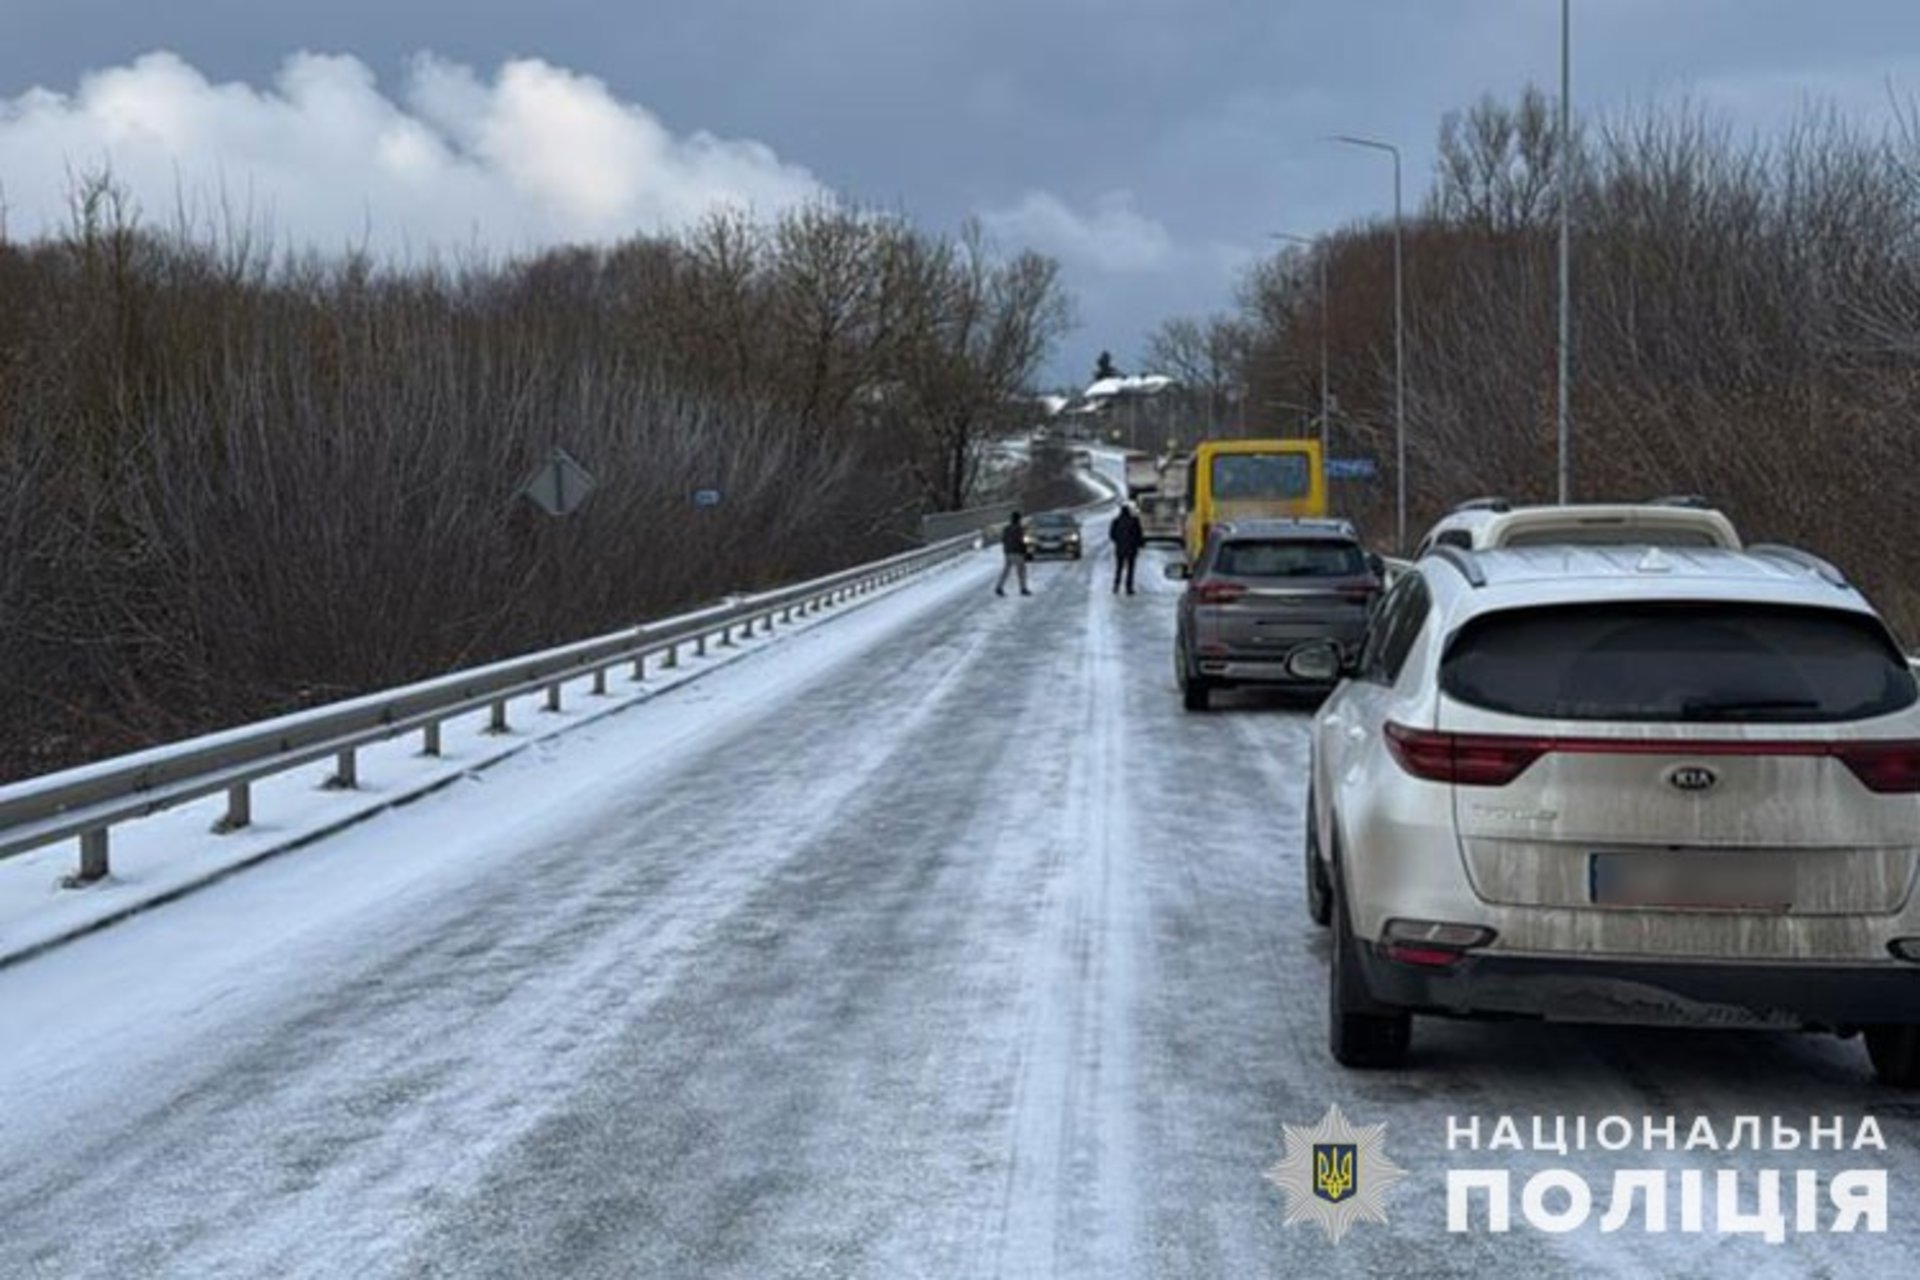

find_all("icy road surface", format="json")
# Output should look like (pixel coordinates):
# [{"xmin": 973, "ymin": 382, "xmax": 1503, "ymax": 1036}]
[{"xmin": 2, "ymin": 541, "xmax": 1917, "ymax": 1279}]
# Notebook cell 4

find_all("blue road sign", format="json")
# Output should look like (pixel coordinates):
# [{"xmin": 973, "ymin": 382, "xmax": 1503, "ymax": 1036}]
[
  {"xmin": 692, "ymin": 488, "xmax": 723, "ymax": 508},
  {"xmin": 1326, "ymin": 458, "xmax": 1377, "ymax": 480}
]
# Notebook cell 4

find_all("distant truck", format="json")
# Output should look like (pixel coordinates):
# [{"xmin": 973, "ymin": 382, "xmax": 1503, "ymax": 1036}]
[
  {"xmin": 1124, "ymin": 453, "xmax": 1160, "ymax": 497},
  {"xmin": 1138, "ymin": 452, "xmax": 1190, "ymax": 544}
]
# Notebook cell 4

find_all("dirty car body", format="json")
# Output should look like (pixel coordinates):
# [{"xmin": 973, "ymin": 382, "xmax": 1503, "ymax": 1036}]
[{"xmin": 1307, "ymin": 543, "xmax": 1920, "ymax": 1084}]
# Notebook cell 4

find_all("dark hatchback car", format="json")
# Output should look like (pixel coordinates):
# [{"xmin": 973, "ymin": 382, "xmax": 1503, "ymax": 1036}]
[
  {"xmin": 1170, "ymin": 519, "xmax": 1383, "ymax": 711},
  {"xmin": 1024, "ymin": 511, "xmax": 1083, "ymax": 560}
]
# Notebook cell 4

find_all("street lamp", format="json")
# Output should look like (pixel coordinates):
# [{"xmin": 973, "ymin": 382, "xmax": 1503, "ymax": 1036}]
[
  {"xmin": 1556, "ymin": 0, "xmax": 1573, "ymax": 503},
  {"xmin": 1329, "ymin": 133, "xmax": 1406, "ymax": 552},
  {"xmin": 1271, "ymin": 232, "xmax": 1330, "ymax": 461}
]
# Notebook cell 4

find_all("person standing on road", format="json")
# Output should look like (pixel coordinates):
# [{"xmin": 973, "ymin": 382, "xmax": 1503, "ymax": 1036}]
[
  {"xmin": 996, "ymin": 511, "xmax": 1032, "ymax": 597},
  {"xmin": 1109, "ymin": 502, "xmax": 1144, "ymax": 594}
]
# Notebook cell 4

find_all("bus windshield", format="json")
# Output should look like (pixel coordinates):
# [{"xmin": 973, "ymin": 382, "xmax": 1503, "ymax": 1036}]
[{"xmin": 1210, "ymin": 452, "xmax": 1311, "ymax": 501}]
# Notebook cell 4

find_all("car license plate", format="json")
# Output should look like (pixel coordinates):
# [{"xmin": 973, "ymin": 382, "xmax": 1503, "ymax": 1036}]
[{"xmin": 1589, "ymin": 851, "xmax": 1792, "ymax": 911}]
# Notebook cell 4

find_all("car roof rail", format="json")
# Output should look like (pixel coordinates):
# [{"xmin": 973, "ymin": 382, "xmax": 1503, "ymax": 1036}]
[
  {"xmin": 1430, "ymin": 544, "xmax": 1486, "ymax": 587},
  {"xmin": 1450, "ymin": 496, "xmax": 1511, "ymax": 514},
  {"xmin": 1746, "ymin": 544, "xmax": 1848, "ymax": 588},
  {"xmin": 1646, "ymin": 493, "xmax": 1711, "ymax": 508}
]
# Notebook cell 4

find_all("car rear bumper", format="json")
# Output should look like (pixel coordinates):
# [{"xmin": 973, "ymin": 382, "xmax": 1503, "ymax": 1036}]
[
  {"xmin": 1357, "ymin": 946, "xmax": 1920, "ymax": 1029},
  {"xmin": 1197, "ymin": 658, "xmax": 1333, "ymax": 684}
]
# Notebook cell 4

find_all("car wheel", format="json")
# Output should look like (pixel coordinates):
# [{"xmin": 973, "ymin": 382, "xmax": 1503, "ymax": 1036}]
[
  {"xmin": 1328, "ymin": 865, "xmax": 1411, "ymax": 1069},
  {"xmin": 1304, "ymin": 789, "xmax": 1331, "ymax": 928},
  {"xmin": 1182, "ymin": 676, "xmax": 1211, "ymax": 712},
  {"xmin": 1865, "ymin": 1026, "xmax": 1920, "ymax": 1088}
]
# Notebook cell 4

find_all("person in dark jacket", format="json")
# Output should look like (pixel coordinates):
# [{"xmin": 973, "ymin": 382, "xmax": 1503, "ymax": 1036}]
[
  {"xmin": 996, "ymin": 511, "xmax": 1032, "ymax": 596},
  {"xmin": 1109, "ymin": 502, "xmax": 1145, "ymax": 594}
]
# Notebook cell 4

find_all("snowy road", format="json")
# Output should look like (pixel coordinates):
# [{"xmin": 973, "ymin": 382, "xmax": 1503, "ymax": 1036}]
[{"xmin": 2, "ymin": 537, "xmax": 1918, "ymax": 1278}]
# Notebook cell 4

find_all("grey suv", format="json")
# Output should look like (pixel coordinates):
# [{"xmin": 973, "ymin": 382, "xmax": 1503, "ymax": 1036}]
[{"xmin": 1171, "ymin": 519, "xmax": 1384, "ymax": 711}]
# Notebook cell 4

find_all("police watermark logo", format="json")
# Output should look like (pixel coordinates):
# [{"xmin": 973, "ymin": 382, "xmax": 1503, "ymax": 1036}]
[{"xmin": 1266, "ymin": 1104, "xmax": 1406, "ymax": 1243}]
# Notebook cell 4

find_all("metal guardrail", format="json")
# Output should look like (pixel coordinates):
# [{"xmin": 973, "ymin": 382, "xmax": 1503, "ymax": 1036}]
[
  {"xmin": 920, "ymin": 502, "xmax": 1018, "ymax": 544},
  {"xmin": 920, "ymin": 453, "xmax": 1124, "ymax": 545},
  {"xmin": 0, "ymin": 533, "xmax": 984, "ymax": 886}
]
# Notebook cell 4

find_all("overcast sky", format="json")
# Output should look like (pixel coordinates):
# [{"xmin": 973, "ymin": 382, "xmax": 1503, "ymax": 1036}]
[{"xmin": 4, "ymin": 1, "xmax": 1920, "ymax": 384}]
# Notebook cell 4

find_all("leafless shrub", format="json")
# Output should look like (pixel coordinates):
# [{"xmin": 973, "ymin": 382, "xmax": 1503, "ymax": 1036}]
[
  {"xmin": 0, "ymin": 181, "xmax": 1070, "ymax": 779},
  {"xmin": 1207, "ymin": 90, "xmax": 1920, "ymax": 640}
]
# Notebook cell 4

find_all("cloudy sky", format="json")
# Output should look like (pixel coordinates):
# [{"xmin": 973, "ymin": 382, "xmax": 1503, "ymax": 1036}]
[{"xmin": 4, "ymin": 1, "xmax": 1919, "ymax": 384}]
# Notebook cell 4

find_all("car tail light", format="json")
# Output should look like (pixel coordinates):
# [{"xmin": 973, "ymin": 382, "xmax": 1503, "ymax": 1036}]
[
  {"xmin": 1837, "ymin": 743, "xmax": 1920, "ymax": 793},
  {"xmin": 1384, "ymin": 945, "xmax": 1465, "ymax": 968},
  {"xmin": 1383, "ymin": 723, "xmax": 1548, "ymax": 786},
  {"xmin": 1381, "ymin": 728, "xmax": 1920, "ymax": 793},
  {"xmin": 1194, "ymin": 579, "xmax": 1246, "ymax": 604}
]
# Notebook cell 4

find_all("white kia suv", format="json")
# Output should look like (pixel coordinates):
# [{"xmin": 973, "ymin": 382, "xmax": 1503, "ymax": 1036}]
[
  {"xmin": 1306, "ymin": 542, "xmax": 1920, "ymax": 1084},
  {"xmin": 1413, "ymin": 497, "xmax": 1740, "ymax": 558}
]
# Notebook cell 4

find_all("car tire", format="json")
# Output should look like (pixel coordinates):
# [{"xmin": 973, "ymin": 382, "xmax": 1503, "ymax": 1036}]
[
  {"xmin": 1865, "ymin": 1026, "xmax": 1920, "ymax": 1088},
  {"xmin": 1182, "ymin": 676, "xmax": 1211, "ymax": 712},
  {"xmin": 1304, "ymin": 789, "xmax": 1331, "ymax": 928},
  {"xmin": 1176, "ymin": 640, "xmax": 1211, "ymax": 711},
  {"xmin": 1328, "ymin": 865, "xmax": 1411, "ymax": 1069}
]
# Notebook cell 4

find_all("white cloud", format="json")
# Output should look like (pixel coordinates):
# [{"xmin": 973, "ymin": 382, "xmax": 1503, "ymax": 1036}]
[
  {"xmin": 980, "ymin": 189, "xmax": 1176, "ymax": 273},
  {"xmin": 0, "ymin": 50, "xmax": 826, "ymax": 253}
]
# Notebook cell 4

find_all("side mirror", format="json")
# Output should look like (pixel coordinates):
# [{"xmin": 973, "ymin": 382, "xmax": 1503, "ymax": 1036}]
[
  {"xmin": 1164, "ymin": 562, "xmax": 1191, "ymax": 581},
  {"xmin": 1366, "ymin": 553, "xmax": 1386, "ymax": 578}
]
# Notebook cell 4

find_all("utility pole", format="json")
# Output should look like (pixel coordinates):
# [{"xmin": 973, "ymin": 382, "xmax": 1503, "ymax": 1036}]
[
  {"xmin": 1330, "ymin": 135, "xmax": 1405, "ymax": 549},
  {"xmin": 1556, "ymin": 0, "xmax": 1574, "ymax": 503}
]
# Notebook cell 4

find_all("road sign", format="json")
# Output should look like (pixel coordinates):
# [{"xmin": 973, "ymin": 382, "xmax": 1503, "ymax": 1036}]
[
  {"xmin": 519, "ymin": 448, "xmax": 596, "ymax": 517},
  {"xmin": 1326, "ymin": 457, "xmax": 1378, "ymax": 480},
  {"xmin": 692, "ymin": 488, "xmax": 723, "ymax": 508}
]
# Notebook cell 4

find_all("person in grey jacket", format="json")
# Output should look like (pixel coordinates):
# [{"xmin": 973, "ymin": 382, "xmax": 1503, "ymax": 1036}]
[{"xmin": 996, "ymin": 512, "xmax": 1032, "ymax": 596}]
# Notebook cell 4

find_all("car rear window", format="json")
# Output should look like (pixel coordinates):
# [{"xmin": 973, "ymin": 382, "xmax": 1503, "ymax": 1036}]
[
  {"xmin": 1441, "ymin": 603, "xmax": 1919, "ymax": 723},
  {"xmin": 1214, "ymin": 539, "xmax": 1363, "ymax": 578},
  {"xmin": 1031, "ymin": 516, "xmax": 1075, "ymax": 528}
]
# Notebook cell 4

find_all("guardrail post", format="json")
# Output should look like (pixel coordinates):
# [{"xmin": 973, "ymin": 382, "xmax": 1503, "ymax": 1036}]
[
  {"xmin": 592, "ymin": 668, "xmax": 609, "ymax": 696},
  {"xmin": 631, "ymin": 654, "xmax": 646, "ymax": 681},
  {"xmin": 488, "ymin": 700, "xmax": 509, "ymax": 734},
  {"xmin": 719, "ymin": 626, "xmax": 734, "ymax": 649},
  {"xmin": 214, "ymin": 782, "xmax": 252, "ymax": 833},
  {"xmin": 663, "ymin": 643, "xmax": 679, "ymax": 669},
  {"xmin": 422, "ymin": 721, "xmax": 442, "ymax": 756},
  {"xmin": 326, "ymin": 748, "xmax": 358, "ymax": 790},
  {"xmin": 63, "ymin": 830, "xmax": 110, "ymax": 886},
  {"xmin": 545, "ymin": 682, "xmax": 563, "ymax": 712},
  {"xmin": 695, "ymin": 633, "xmax": 708, "ymax": 657}
]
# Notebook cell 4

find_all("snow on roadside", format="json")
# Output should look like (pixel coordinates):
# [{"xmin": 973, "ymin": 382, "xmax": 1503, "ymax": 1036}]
[{"xmin": 0, "ymin": 549, "xmax": 992, "ymax": 965}]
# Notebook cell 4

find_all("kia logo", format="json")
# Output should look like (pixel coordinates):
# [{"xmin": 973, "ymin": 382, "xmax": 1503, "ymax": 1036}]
[{"xmin": 1667, "ymin": 765, "xmax": 1719, "ymax": 793}]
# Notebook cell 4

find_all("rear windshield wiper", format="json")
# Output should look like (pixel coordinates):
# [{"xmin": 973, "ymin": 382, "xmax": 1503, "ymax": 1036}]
[{"xmin": 1677, "ymin": 696, "xmax": 1821, "ymax": 720}]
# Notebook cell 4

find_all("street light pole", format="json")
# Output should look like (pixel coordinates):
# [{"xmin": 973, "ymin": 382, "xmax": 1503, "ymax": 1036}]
[
  {"xmin": 1330, "ymin": 134, "xmax": 1405, "ymax": 550},
  {"xmin": 1271, "ymin": 232, "xmax": 1330, "ymax": 461},
  {"xmin": 1557, "ymin": 0, "xmax": 1573, "ymax": 503}
]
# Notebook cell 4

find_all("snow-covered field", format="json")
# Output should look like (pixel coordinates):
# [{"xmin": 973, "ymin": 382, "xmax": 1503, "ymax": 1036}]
[{"xmin": 2, "ymin": 513, "xmax": 1916, "ymax": 1278}]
